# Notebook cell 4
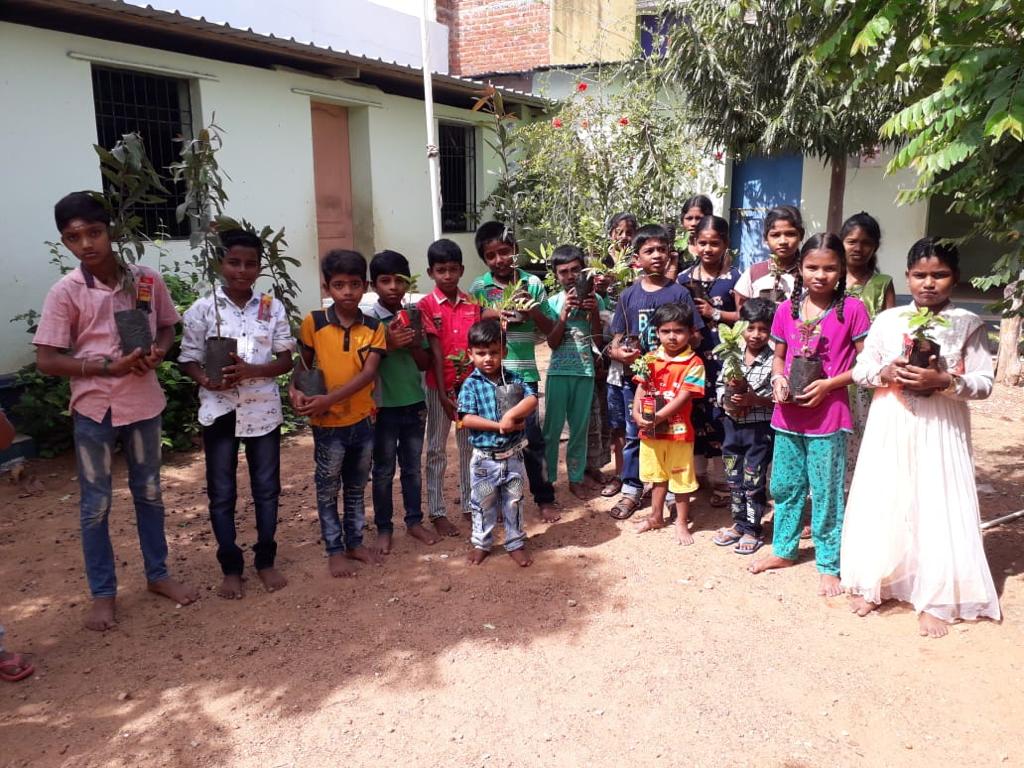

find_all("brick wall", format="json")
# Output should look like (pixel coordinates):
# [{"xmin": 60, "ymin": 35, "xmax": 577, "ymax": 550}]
[{"xmin": 436, "ymin": 0, "xmax": 551, "ymax": 76}]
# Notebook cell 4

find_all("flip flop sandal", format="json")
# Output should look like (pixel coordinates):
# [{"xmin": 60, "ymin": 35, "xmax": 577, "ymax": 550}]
[
  {"xmin": 600, "ymin": 477, "xmax": 623, "ymax": 497},
  {"xmin": 608, "ymin": 495, "xmax": 640, "ymax": 520},
  {"xmin": 734, "ymin": 534, "xmax": 764, "ymax": 555},
  {"xmin": 712, "ymin": 526, "xmax": 742, "ymax": 546},
  {"xmin": 0, "ymin": 654, "xmax": 35, "ymax": 682},
  {"xmin": 709, "ymin": 490, "xmax": 731, "ymax": 508}
]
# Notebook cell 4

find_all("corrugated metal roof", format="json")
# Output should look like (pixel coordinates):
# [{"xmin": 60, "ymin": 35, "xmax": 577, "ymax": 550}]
[{"xmin": 1, "ymin": 0, "xmax": 550, "ymax": 108}]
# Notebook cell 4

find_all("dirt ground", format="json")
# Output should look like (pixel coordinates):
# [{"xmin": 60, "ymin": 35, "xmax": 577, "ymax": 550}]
[{"xmin": 1, "ymin": 379, "xmax": 1022, "ymax": 768}]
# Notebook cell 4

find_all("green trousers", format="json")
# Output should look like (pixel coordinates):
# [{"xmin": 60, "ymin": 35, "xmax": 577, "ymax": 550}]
[
  {"xmin": 543, "ymin": 374, "xmax": 594, "ymax": 484},
  {"xmin": 769, "ymin": 430, "xmax": 847, "ymax": 575}
]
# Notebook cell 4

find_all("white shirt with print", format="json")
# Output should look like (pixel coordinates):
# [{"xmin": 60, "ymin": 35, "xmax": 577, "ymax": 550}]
[{"xmin": 179, "ymin": 286, "xmax": 295, "ymax": 437}]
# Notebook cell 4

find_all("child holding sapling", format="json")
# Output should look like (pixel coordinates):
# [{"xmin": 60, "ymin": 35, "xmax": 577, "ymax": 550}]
[
  {"xmin": 541, "ymin": 245, "xmax": 606, "ymax": 498},
  {"xmin": 734, "ymin": 205, "xmax": 804, "ymax": 309},
  {"xmin": 179, "ymin": 228, "xmax": 295, "ymax": 598},
  {"xmin": 469, "ymin": 221, "xmax": 559, "ymax": 523},
  {"xmin": 364, "ymin": 250, "xmax": 438, "ymax": 555},
  {"xmin": 291, "ymin": 250, "xmax": 386, "ymax": 577},
  {"xmin": 458, "ymin": 319, "xmax": 538, "ymax": 567},
  {"xmin": 747, "ymin": 234, "xmax": 870, "ymax": 597},
  {"xmin": 34, "ymin": 192, "xmax": 198, "ymax": 632},
  {"xmin": 841, "ymin": 238, "xmax": 999, "ymax": 638},
  {"xmin": 419, "ymin": 238, "xmax": 487, "ymax": 537},
  {"xmin": 631, "ymin": 303, "xmax": 705, "ymax": 545},
  {"xmin": 607, "ymin": 224, "xmax": 704, "ymax": 520},
  {"xmin": 711, "ymin": 299, "xmax": 775, "ymax": 554},
  {"xmin": 678, "ymin": 215, "xmax": 741, "ymax": 506}
]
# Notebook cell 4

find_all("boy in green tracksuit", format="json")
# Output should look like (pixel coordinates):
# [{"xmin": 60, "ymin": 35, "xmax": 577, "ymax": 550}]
[{"xmin": 542, "ymin": 245, "xmax": 606, "ymax": 498}]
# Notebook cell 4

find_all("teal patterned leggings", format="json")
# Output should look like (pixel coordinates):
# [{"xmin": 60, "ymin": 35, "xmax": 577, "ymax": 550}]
[{"xmin": 769, "ymin": 431, "xmax": 847, "ymax": 575}]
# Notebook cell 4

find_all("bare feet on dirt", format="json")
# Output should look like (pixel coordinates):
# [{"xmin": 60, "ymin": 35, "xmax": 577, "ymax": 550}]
[
  {"xmin": 747, "ymin": 554, "xmax": 796, "ymax": 574},
  {"xmin": 634, "ymin": 515, "xmax": 665, "ymax": 534},
  {"xmin": 346, "ymin": 545, "xmax": 382, "ymax": 566},
  {"xmin": 675, "ymin": 521, "xmax": 694, "ymax": 546},
  {"xmin": 408, "ymin": 524, "xmax": 440, "ymax": 546},
  {"xmin": 818, "ymin": 574, "xmax": 843, "ymax": 597},
  {"xmin": 375, "ymin": 532, "xmax": 393, "ymax": 556},
  {"xmin": 538, "ymin": 503, "xmax": 561, "ymax": 523},
  {"xmin": 328, "ymin": 552, "xmax": 357, "ymax": 578},
  {"xmin": 508, "ymin": 548, "xmax": 533, "ymax": 567},
  {"xmin": 568, "ymin": 482, "xmax": 588, "ymax": 500},
  {"xmin": 467, "ymin": 547, "xmax": 490, "ymax": 565},
  {"xmin": 918, "ymin": 612, "xmax": 949, "ymax": 639},
  {"xmin": 432, "ymin": 517, "xmax": 460, "ymax": 537},
  {"xmin": 257, "ymin": 567, "xmax": 287, "ymax": 592},
  {"xmin": 147, "ymin": 578, "xmax": 199, "ymax": 606},
  {"xmin": 218, "ymin": 574, "xmax": 245, "ymax": 599},
  {"xmin": 849, "ymin": 595, "xmax": 878, "ymax": 616},
  {"xmin": 84, "ymin": 596, "xmax": 116, "ymax": 632}
]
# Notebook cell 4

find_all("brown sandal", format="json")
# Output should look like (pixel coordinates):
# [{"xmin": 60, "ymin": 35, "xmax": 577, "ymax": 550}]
[{"xmin": 609, "ymin": 494, "xmax": 640, "ymax": 520}]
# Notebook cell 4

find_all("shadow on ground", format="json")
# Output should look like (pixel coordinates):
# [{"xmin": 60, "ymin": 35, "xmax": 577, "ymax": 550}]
[{"xmin": 0, "ymin": 432, "xmax": 622, "ymax": 766}]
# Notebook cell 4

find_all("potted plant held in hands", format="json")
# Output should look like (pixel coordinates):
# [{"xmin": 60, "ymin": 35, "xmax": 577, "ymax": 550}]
[
  {"xmin": 393, "ymin": 273, "xmax": 423, "ymax": 342},
  {"xmin": 631, "ymin": 352, "xmax": 668, "ymax": 437},
  {"xmin": 712, "ymin": 321, "xmax": 750, "ymax": 418},
  {"xmin": 788, "ymin": 320, "xmax": 824, "ymax": 402},
  {"xmin": 293, "ymin": 342, "xmax": 327, "ymax": 396},
  {"xmin": 492, "ymin": 280, "xmax": 539, "ymax": 326},
  {"xmin": 170, "ymin": 123, "xmax": 236, "ymax": 385},
  {"xmin": 905, "ymin": 306, "xmax": 951, "ymax": 368}
]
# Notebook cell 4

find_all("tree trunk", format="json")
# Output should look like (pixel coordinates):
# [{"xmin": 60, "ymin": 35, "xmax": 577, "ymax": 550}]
[
  {"xmin": 826, "ymin": 155, "xmax": 847, "ymax": 233},
  {"xmin": 995, "ymin": 279, "xmax": 1022, "ymax": 386}
]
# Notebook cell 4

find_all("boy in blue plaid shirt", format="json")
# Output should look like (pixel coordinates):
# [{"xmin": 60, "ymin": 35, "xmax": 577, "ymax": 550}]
[{"xmin": 457, "ymin": 319, "xmax": 538, "ymax": 567}]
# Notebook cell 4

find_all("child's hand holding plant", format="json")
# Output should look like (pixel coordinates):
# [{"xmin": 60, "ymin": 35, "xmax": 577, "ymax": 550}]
[{"xmin": 387, "ymin": 323, "xmax": 417, "ymax": 350}]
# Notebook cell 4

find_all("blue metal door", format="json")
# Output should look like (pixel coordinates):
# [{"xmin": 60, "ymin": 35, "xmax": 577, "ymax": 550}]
[{"xmin": 728, "ymin": 155, "xmax": 803, "ymax": 270}]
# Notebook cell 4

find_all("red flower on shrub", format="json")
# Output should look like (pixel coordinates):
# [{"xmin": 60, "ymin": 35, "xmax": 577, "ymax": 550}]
[
  {"xmin": 618, "ymin": 117, "xmax": 629, "ymax": 126},
  {"xmin": 577, "ymin": 82, "xmax": 588, "ymax": 92},
  {"xmin": 581, "ymin": 119, "xmax": 590, "ymax": 129},
  {"xmin": 551, "ymin": 117, "xmax": 563, "ymax": 128},
  {"xmin": 714, "ymin": 150, "xmax": 724, "ymax": 161}
]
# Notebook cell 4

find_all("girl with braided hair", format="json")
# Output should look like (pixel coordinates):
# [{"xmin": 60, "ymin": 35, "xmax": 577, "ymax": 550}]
[{"xmin": 748, "ymin": 234, "xmax": 870, "ymax": 598}]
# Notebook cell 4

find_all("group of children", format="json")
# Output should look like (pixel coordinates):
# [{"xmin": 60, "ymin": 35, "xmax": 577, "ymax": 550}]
[{"xmin": 14, "ymin": 189, "xmax": 1001, "ymax": 648}]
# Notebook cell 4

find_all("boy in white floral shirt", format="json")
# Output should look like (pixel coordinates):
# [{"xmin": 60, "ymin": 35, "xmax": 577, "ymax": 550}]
[{"xmin": 179, "ymin": 229, "xmax": 295, "ymax": 598}]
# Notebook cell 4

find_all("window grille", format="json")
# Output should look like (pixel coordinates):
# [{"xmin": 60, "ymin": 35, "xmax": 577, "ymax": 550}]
[
  {"xmin": 439, "ymin": 123, "xmax": 478, "ymax": 233},
  {"xmin": 92, "ymin": 66, "xmax": 194, "ymax": 239}
]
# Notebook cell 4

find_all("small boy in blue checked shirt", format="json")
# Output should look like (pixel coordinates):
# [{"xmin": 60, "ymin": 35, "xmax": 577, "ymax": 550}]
[{"xmin": 457, "ymin": 319, "xmax": 538, "ymax": 567}]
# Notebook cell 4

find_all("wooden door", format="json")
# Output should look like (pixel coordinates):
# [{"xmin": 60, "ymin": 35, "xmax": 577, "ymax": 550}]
[{"xmin": 310, "ymin": 103, "xmax": 354, "ymax": 269}]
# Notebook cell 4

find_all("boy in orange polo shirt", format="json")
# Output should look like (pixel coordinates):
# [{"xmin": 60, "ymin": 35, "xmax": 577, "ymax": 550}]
[
  {"xmin": 290, "ymin": 250, "xmax": 387, "ymax": 577},
  {"xmin": 631, "ymin": 302, "xmax": 705, "ymax": 546}
]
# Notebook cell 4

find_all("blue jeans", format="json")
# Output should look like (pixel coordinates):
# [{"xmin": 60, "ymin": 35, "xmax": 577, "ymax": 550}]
[
  {"xmin": 619, "ymin": 382, "xmax": 642, "ymax": 497},
  {"xmin": 203, "ymin": 412, "xmax": 281, "ymax": 575},
  {"xmin": 73, "ymin": 410, "xmax": 168, "ymax": 598},
  {"xmin": 371, "ymin": 402, "xmax": 426, "ymax": 533},
  {"xmin": 313, "ymin": 419, "xmax": 373, "ymax": 554},
  {"xmin": 469, "ymin": 450, "xmax": 527, "ymax": 552},
  {"xmin": 721, "ymin": 419, "xmax": 774, "ymax": 537}
]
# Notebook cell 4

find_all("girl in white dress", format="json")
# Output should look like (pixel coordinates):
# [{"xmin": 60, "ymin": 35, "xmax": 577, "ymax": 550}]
[{"xmin": 840, "ymin": 238, "xmax": 1000, "ymax": 638}]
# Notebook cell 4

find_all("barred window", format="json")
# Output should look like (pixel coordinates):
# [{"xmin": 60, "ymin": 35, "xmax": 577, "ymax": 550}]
[
  {"xmin": 91, "ymin": 66, "xmax": 194, "ymax": 239},
  {"xmin": 439, "ymin": 123, "xmax": 478, "ymax": 233}
]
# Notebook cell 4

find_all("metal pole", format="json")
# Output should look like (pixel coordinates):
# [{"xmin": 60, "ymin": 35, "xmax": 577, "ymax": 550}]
[
  {"xmin": 980, "ymin": 508, "xmax": 1024, "ymax": 530},
  {"xmin": 420, "ymin": 0, "xmax": 442, "ymax": 240}
]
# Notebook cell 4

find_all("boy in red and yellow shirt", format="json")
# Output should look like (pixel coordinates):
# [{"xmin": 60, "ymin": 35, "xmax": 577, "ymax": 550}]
[{"xmin": 631, "ymin": 303, "xmax": 705, "ymax": 545}]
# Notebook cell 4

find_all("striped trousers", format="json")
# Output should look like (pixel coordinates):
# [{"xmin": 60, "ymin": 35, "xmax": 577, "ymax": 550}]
[{"xmin": 424, "ymin": 386, "xmax": 472, "ymax": 519}]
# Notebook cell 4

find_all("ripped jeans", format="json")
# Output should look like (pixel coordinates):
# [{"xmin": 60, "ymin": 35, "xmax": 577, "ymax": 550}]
[
  {"xmin": 469, "ymin": 449, "xmax": 527, "ymax": 552},
  {"xmin": 73, "ymin": 411, "xmax": 169, "ymax": 598}
]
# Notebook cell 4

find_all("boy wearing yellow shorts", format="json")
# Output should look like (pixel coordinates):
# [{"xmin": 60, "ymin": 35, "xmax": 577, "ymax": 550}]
[{"xmin": 631, "ymin": 303, "xmax": 705, "ymax": 545}]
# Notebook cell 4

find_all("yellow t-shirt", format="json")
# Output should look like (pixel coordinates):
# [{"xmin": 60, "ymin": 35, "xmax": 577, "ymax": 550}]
[{"xmin": 299, "ymin": 307, "xmax": 387, "ymax": 427}]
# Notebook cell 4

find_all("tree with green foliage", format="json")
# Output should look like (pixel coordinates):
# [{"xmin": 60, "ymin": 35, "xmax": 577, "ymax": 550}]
[
  {"xmin": 814, "ymin": 0, "xmax": 1023, "ymax": 384},
  {"xmin": 479, "ymin": 59, "xmax": 720, "ymax": 256},
  {"xmin": 663, "ymin": 0, "xmax": 898, "ymax": 231}
]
